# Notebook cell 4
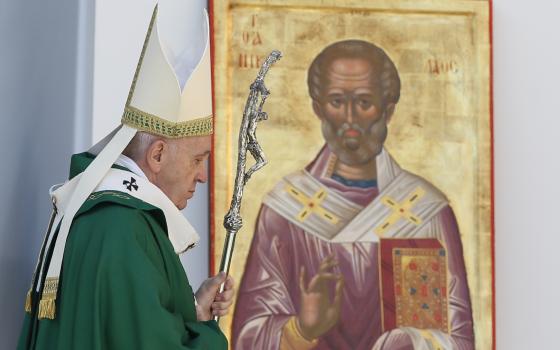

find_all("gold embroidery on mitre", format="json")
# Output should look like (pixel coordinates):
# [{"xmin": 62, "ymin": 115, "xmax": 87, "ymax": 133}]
[
  {"xmin": 38, "ymin": 277, "xmax": 58, "ymax": 320},
  {"xmin": 375, "ymin": 187, "xmax": 425, "ymax": 236},
  {"xmin": 122, "ymin": 106, "xmax": 213, "ymax": 138},
  {"xmin": 285, "ymin": 185, "xmax": 339, "ymax": 225}
]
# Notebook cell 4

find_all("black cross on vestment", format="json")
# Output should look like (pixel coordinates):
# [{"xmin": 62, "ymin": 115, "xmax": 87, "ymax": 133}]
[{"xmin": 123, "ymin": 177, "xmax": 138, "ymax": 191}]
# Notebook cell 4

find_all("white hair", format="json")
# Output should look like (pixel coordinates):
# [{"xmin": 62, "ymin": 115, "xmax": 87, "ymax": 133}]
[{"xmin": 123, "ymin": 131, "xmax": 175, "ymax": 162}]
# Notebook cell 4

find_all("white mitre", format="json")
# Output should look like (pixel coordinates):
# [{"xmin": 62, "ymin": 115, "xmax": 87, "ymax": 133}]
[{"xmin": 31, "ymin": 1, "xmax": 212, "ymax": 320}]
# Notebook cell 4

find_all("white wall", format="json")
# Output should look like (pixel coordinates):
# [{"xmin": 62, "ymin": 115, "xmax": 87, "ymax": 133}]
[
  {"xmin": 494, "ymin": 0, "xmax": 560, "ymax": 348},
  {"xmin": 0, "ymin": 0, "xmax": 93, "ymax": 348},
  {"xmin": 93, "ymin": 0, "xmax": 210, "ymax": 290}
]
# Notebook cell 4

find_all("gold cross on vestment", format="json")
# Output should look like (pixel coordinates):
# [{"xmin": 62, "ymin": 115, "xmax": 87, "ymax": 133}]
[
  {"xmin": 285, "ymin": 185, "xmax": 339, "ymax": 225},
  {"xmin": 374, "ymin": 187, "xmax": 425, "ymax": 236}
]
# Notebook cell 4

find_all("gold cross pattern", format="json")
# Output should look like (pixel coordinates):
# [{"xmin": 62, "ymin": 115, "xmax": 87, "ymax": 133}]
[
  {"xmin": 374, "ymin": 187, "xmax": 426, "ymax": 236},
  {"xmin": 285, "ymin": 185, "xmax": 339, "ymax": 225}
]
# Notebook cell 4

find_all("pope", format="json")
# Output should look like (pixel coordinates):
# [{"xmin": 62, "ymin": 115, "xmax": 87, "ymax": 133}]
[{"xmin": 18, "ymin": 2, "xmax": 232, "ymax": 349}]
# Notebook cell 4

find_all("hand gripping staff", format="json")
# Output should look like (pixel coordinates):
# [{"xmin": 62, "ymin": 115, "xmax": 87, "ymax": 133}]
[{"xmin": 215, "ymin": 50, "xmax": 282, "ymax": 322}]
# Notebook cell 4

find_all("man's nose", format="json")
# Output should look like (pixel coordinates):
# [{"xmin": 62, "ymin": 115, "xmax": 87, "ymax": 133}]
[
  {"xmin": 197, "ymin": 162, "xmax": 208, "ymax": 183},
  {"xmin": 344, "ymin": 100, "xmax": 355, "ymax": 123}
]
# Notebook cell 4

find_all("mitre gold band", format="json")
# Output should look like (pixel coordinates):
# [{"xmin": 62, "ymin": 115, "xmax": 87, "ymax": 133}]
[{"xmin": 122, "ymin": 106, "xmax": 213, "ymax": 138}]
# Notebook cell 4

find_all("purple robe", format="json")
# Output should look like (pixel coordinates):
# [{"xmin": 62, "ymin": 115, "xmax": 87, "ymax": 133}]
[{"xmin": 232, "ymin": 146, "xmax": 474, "ymax": 349}]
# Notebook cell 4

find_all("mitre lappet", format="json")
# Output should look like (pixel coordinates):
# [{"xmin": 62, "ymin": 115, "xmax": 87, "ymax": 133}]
[{"xmin": 25, "ymin": 1, "xmax": 213, "ymax": 320}]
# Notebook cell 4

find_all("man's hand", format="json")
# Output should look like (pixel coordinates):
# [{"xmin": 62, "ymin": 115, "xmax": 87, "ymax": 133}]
[
  {"xmin": 194, "ymin": 272, "xmax": 235, "ymax": 321},
  {"xmin": 297, "ymin": 255, "xmax": 344, "ymax": 340}
]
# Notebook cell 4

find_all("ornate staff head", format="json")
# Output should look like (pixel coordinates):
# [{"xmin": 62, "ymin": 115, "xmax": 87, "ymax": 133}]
[
  {"xmin": 216, "ymin": 50, "xmax": 281, "ymax": 323},
  {"xmin": 224, "ymin": 50, "xmax": 282, "ymax": 233}
]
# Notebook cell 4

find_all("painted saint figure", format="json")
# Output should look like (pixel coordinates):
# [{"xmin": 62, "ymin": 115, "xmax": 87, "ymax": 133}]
[{"xmin": 232, "ymin": 40, "xmax": 475, "ymax": 349}]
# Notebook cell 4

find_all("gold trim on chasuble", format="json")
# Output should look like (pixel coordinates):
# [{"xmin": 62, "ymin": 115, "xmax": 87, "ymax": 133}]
[{"xmin": 88, "ymin": 191, "xmax": 133, "ymax": 201}]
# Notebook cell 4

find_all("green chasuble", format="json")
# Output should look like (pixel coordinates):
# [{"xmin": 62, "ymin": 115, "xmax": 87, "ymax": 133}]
[{"xmin": 18, "ymin": 153, "xmax": 227, "ymax": 350}]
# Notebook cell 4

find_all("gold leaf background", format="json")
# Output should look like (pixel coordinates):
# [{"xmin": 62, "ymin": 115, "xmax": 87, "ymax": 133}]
[{"xmin": 212, "ymin": 1, "xmax": 492, "ymax": 348}]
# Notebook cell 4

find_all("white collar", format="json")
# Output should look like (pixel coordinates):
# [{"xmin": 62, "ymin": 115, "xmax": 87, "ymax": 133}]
[{"xmin": 114, "ymin": 154, "xmax": 148, "ymax": 179}]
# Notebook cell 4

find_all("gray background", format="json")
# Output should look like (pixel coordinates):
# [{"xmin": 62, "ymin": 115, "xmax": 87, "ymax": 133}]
[
  {"xmin": 1, "ymin": 0, "xmax": 559, "ymax": 349},
  {"xmin": 0, "ymin": 0, "xmax": 93, "ymax": 348}
]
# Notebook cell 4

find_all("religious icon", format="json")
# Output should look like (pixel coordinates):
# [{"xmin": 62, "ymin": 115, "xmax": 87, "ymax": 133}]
[{"xmin": 211, "ymin": 1, "xmax": 493, "ymax": 349}]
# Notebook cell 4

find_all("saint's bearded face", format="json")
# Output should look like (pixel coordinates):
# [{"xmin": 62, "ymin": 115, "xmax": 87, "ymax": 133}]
[{"xmin": 314, "ymin": 57, "xmax": 390, "ymax": 166}]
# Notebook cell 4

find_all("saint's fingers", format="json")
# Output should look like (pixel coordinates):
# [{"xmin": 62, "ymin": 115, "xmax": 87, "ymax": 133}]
[
  {"xmin": 319, "ymin": 260, "xmax": 339, "ymax": 274},
  {"xmin": 333, "ymin": 275, "xmax": 344, "ymax": 307},
  {"xmin": 318, "ymin": 254, "xmax": 335, "ymax": 268},
  {"xmin": 308, "ymin": 272, "xmax": 341, "ymax": 291}
]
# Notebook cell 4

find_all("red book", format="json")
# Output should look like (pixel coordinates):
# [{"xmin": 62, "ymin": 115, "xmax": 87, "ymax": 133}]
[{"xmin": 379, "ymin": 238, "xmax": 449, "ymax": 333}]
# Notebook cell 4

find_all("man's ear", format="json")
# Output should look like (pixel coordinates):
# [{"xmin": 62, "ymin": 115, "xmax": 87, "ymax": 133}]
[
  {"xmin": 145, "ymin": 140, "xmax": 167, "ymax": 175},
  {"xmin": 312, "ymin": 100, "xmax": 323, "ymax": 120},
  {"xmin": 384, "ymin": 103, "xmax": 396, "ymax": 123}
]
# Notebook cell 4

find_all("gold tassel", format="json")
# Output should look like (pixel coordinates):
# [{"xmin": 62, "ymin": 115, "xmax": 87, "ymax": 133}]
[
  {"xmin": 38, "ymin": 277, "xmax": 58, "ymax": 320},
  {"xmin": 24, "ymin": 289, "xmax": 32, "ymax": 313},
  {"xmin": 38, "ymin": 298, "xmax": 56, "ymax": 319}
]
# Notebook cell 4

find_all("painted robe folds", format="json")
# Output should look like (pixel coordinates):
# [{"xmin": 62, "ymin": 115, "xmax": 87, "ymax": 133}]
[{"xmin": 232, "ymin": 146, "xmax": 474, "ymax": 350}]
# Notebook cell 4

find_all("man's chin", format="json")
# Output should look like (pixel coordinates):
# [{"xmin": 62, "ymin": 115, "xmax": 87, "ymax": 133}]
[
  {"xmin": 176, "ymin": 200, "xmax": 188, "ymax": 210},
  {"xmin": 178, "ymin": 193, "xmax": 195, "ymax": 210}
]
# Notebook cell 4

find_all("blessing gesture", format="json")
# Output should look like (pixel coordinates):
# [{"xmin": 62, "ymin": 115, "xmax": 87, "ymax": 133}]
[{"xmin": 297, "ymin": 255, "xmax": 344, "ymax": 340}]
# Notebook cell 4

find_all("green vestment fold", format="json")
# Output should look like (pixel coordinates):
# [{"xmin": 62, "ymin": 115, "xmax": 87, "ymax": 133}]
[{"xmin": 18, "ymin": 153, "xmax": 227, "ymax": 350}]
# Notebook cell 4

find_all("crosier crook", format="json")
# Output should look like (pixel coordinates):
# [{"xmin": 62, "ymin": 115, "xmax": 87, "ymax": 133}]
[{"xmin": 214, "ymin": 50, "xmax": 282, "ymax": 322}]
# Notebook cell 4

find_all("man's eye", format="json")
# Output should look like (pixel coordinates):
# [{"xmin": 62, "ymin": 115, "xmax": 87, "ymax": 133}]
[
  {"xmin": 329, "ymin": 99, "xmax": 343, "ymax": 108},
  {"xmin": 358, "ymin": 99, "xmax": 373, "ymax": 109}
]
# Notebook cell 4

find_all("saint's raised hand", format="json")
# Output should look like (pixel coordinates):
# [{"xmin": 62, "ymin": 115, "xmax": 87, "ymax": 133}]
[{"xmin": 297, "ymin": 254, "xmax": 344, "ymax": 340}]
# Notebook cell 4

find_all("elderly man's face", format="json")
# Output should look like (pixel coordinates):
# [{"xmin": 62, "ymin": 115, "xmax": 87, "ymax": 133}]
[
  {"xmin": 156, "ymin": 135, "xmax": 211, "ymax": 210},
  {"xmin": 314, "ymin": 57, "xmax": 391, "ymax": 166}
]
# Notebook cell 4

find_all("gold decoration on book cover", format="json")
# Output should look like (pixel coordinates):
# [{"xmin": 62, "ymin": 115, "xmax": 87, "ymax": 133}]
[{"xmin": 392, "ymin": 247, "xmax": 449, "ymax": 332}]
